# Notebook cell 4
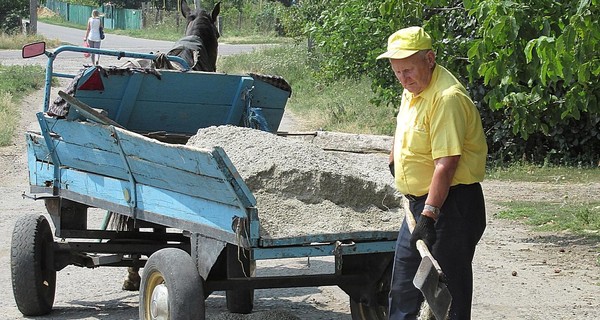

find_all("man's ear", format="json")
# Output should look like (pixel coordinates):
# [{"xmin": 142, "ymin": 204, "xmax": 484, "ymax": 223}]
[{"xmin": 426, "ymin": 50, "xmax": 436, "ymax": 68}]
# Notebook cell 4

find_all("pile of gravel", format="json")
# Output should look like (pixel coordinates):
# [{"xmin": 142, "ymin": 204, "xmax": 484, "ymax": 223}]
[{"xmin": 187, "ymin": 126, "xmax": 403, "ymax": 239}]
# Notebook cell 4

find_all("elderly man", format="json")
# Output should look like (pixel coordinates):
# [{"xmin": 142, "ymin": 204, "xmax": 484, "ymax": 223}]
[{"xmin": 377, "ymin": 26, "xmax": 488, "ymax": 319}]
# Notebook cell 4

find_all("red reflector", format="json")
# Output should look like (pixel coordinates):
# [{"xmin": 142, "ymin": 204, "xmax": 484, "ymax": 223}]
[{"xmin": 78, "ymin": 68, "xmax": 104, "ymax": 91}]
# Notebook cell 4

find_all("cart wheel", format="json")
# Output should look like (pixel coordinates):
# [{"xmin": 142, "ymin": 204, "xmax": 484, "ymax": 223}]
[
  {"xmin": 140, "ymin": 248, "xmax": 205, "ymax": 320},
  {"xmin": 226, "ymin": 245, "xmax": 254, "ymax": 314},
  {"xmin": 11, "ymin": 214, "xmax": 56, "ymax": 316},
  {"xmin": 350, "ymin": 260, "xmax": 392, "ymax": 320},
  {"xmin": 350, "ymin": 299, "xmax": 387, "ymax": 320}
]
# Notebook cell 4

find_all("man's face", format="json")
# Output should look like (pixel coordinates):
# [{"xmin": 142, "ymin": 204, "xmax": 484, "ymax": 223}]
[{"xmin": 390, "ymin": 50, "xmax": 435, "ymax": 95}]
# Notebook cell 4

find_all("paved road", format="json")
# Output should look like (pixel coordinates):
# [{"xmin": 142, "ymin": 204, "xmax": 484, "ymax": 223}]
[
  {"xmin": 0, "ymin": 21, "xmax": 266, "ymax": 69},
  {"xmin": 35, "ymin": 21, "xmax": 263, "ymax": 55}
]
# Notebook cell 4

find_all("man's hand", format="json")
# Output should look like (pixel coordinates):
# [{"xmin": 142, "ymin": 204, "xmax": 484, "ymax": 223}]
[{"xmin": 410, "ymin": 215, "xmax": 436, "ymax": 248}]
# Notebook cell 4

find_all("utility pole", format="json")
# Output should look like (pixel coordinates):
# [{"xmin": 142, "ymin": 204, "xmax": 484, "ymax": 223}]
[
  {"xmin": 29, "ymin": 0, "xmax": 38, "ymax": 34},
  {"xmin": 194, "ymin": 0, "xmax": 201, "ymax": 10}
]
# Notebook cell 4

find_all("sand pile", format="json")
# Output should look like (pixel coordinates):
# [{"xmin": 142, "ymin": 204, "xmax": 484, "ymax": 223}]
[{"xmin": 187, "ymin": 126, "xmax": 403, "ymax": 238}]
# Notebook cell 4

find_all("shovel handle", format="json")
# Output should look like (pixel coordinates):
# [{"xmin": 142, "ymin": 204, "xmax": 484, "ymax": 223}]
[{"xmin": 403, "ymin": 197, "xmax": 445, "ymax": 276}]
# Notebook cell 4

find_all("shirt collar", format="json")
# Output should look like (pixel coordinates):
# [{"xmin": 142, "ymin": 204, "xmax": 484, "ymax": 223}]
[{"xmin": 406, "ymin": 65, "xmax": 440, "ymax": 103}]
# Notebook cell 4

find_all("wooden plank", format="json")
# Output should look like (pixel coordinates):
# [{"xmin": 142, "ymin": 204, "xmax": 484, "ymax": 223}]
[
  {"xmin": 29, "ymin": 161, "xmax": 246, "ymax": 235},
  {"xmin": 115, "ymin": 72, "xmax": 144, "ymax": 126},
  {"xmin": 122, "ymin": 101, "xmax": 245, "ymax": 133},
  {"xmin": 75, "ymin": 70, "xmax": 254, "ymax": 106},
  {"xmin": 59, "ymin": 91, "xmax": 124, "ymax": 128},
  {"xmin": 27, "ymin": 118, "xmax": 255, "ymax": 207},
  {"xmin": 36, "ymin": 117, "xmax": 222, "ymax": 178},
  {"xmin": 134, "ymin": 71, "xmax": 253, "ymax": 105},
  {"xmin": 258, "ymin": 231, "xmax": 398, "ymax": 247},
  {"xmin": 27, "ymin": 134, "xmax": 245, "ymax": 207},
  {"xmin": 73, "ymin": 69, "xmax": 289, "ymax": 135},
  {"xmin": 252, "ymin": 241, "xmax": 396, "ymax": 260}
]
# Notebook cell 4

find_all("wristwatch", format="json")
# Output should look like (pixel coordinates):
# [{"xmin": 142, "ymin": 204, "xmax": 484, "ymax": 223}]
[{"xmin": 423, "ymin": 204, "xmax": 440, "ymax": 219}]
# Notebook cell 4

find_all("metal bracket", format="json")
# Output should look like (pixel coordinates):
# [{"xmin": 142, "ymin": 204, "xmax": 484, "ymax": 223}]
[
  {"xmin": 110, "ymin": 127, "xmax": 138, "ymax": 221},
  {"xmin": 242, "ymin": 87, "xmax": 272, "ymax": 132},
  {"xmin": 333, "ymin": 240, "xmax": 356, "ymax": 275},
  {"xmin": 37, "ymin": 112, "xmax": 61, "ymax": 195}
]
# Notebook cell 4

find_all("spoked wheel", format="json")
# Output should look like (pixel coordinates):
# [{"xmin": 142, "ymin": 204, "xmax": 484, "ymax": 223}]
[
  {"xmin": 140, "ymin": 248, "xmax": 205, "ymax": 320},
  {"xmin": 11, "ymin": 214, "xmax": 56, "ymax": 316}
]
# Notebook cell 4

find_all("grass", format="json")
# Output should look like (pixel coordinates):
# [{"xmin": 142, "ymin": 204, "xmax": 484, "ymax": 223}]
[
  {"xmin": 0, "ymin": 32, "xmax": 62, "ymax": 50},
  {"xmin": 0, "ymin": 64, "xmax": 45, "ymax": 146},
  {"xmin": 496, "ymin": 201, "xmax": 600, "ymax": 232},
  {"xmin": 496, "ymin": 201, "xmax": 600, "ymax": 238},
  {"xmin": 487, "ymin": 161, "xmax": 600, "ymax": 184},
  {"xmin": 497, "ymin": 200, "xmax": 600, "ymax": 265}
]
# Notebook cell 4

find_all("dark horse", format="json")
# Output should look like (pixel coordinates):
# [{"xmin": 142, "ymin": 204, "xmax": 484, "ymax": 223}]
[
  {"xmin": 159, "ymin": 0, "xmax": 220, "ymax": 71},
  {"xmin": 123, "ymin": 0, "xmax": 220, "ymax": 72}
]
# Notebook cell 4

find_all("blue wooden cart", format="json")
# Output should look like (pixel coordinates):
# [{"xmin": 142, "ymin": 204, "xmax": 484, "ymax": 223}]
[{"xmin": 11, "ymin": 42, "xmax": 396, "ymax": 320}]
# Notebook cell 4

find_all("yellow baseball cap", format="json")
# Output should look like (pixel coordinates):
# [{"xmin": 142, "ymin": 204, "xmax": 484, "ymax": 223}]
[{"xmin": 376, "ymin": 26, "xmax": 432, "ymax": 60}]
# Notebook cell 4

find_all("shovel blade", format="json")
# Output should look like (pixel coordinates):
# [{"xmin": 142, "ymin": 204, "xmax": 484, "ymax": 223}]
[{"xmin": 413, "ymin": 256, "xmax": 452, "ymax": 320}]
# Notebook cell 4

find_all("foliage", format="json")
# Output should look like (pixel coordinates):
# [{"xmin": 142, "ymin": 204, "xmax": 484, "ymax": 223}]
[
  {"xmin": 218, "ymin": 0, "xmax": 284, "ymax": 35},
  {"xmin": 61, "ymin": 0, "xmax": 146, "ymax": 8},
  {"xmin": 465, "ymin": 0, "xmax": 600, "ymax": 165},
  {"xmin": 0, "ymin": 0, "xmax": 28, "ymax": 33},
  {"xmin": 0, "ymin": 0, "xmax": 29, "ymax": 17},
  {"xmin": 279, "ymin": 0, "xmax": 328, "ymax": 39},
  {"xmin": 60, "ymin": 0, "xmax": 100, "ymax": 6},
  {"xmin": 287, "ymin": 0, "xmax": 600, "ymax": 166}
]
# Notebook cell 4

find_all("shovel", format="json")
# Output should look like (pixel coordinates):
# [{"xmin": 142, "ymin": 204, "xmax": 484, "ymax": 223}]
[{"xmin": 404, "ymin": 198, "xmax": 452, "ymax": 320}]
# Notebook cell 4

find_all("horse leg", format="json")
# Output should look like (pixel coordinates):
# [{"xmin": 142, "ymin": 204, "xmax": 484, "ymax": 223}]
[
  {"xmin": 122, "ymin": 265, "xmax": 141, "ymax": 291},
  {"xmin": 113, "ymin": 215, "xmax": 141, "ymax": 291}
]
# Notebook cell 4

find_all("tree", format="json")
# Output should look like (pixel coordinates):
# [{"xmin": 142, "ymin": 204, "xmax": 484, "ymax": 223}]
[
  {"xmin": 465, "ymin": 0, "xmax": 600, "ymax": 163},
  {"xmin": 291, "ymin": 0, "xmax": 600, "ymax": 165},
  {"xmin": 0, "ymin": 0, "xmax": 29, "ymax": 33}
]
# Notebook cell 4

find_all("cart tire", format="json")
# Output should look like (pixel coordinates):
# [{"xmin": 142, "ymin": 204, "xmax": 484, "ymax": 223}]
[
  {"xmin": 349, "ymin": 258, "xmax": 392, "ymax": 320},
  {"xmin": 226, "ymin": 289, "xmax": 254, "ymax": 314},
  {"xmin": 140, "ymin": 248, "xmax": 205, "ymax": 320},
  {"xmin": 11, "ymin": 214, "xmax": 56, "ymax": 316},
  {"xmin": 225, "ymin": 245, "xmax": 254, "ymax": 314},
  {"xmin": 350, "ymin": 299, "xmax": 387, "ymax": 320}
]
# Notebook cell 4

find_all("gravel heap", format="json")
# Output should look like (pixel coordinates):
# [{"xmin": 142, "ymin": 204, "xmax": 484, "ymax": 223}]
[{"xmin": 187, "ymin": 126, "xmax": 403, "ymax": 239}]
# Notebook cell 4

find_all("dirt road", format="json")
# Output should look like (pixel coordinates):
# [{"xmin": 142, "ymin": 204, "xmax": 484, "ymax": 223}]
[{"xmin": 1, "ymin": 56, "xmax": 598, "ymax": 319}]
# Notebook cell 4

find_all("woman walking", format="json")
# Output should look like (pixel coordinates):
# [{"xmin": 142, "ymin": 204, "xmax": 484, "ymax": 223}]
[{"xmin": 84, "ymin": 10, "xmax": 103, "ymax": 65}]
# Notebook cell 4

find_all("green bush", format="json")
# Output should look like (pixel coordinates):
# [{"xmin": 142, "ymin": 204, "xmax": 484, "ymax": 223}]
[{"xmin": 282, "ymin": 0, "xmax": 600, "ymax": 166}]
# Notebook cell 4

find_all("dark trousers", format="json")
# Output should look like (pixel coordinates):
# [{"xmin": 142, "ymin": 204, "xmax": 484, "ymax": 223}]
[{"xmin": 388, "ymin": 183, "xmax": 486, "ymax": 320}]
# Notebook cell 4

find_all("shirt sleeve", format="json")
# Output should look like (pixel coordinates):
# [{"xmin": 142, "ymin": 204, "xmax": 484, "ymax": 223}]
[{"xmin": 429, "ymin": 88, "xmax": 470, "ymax": 159}]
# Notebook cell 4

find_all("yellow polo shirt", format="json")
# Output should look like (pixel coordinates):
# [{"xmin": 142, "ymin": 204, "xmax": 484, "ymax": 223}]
[{"xmin": 393, "ymin": 65, "xmax": 487, "ymax": 196}]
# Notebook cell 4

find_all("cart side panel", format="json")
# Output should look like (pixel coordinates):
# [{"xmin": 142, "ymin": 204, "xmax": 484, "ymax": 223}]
[
  {"xmin": 26, "ymin": 117, "xmax": 257, "ymax": 238},
  {"xmin": 247, "ymin": 77, "xmax": 290, "ymax": 132},
  {"xmin": 74, "ymin": 69, "xmax": 258, "ymax": 134},
  {"xmin": 27, "ymin": 158, "xmax": 243, "ymax": 236},
  {"xmin": 27, "ymin": 116, "xmax": 256, "ymax": 207}
]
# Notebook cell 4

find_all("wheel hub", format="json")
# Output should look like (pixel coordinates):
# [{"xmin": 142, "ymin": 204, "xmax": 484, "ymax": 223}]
[{"xmin": 150, "ymin": 283, "xmax": 169, "ymax": 320}]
